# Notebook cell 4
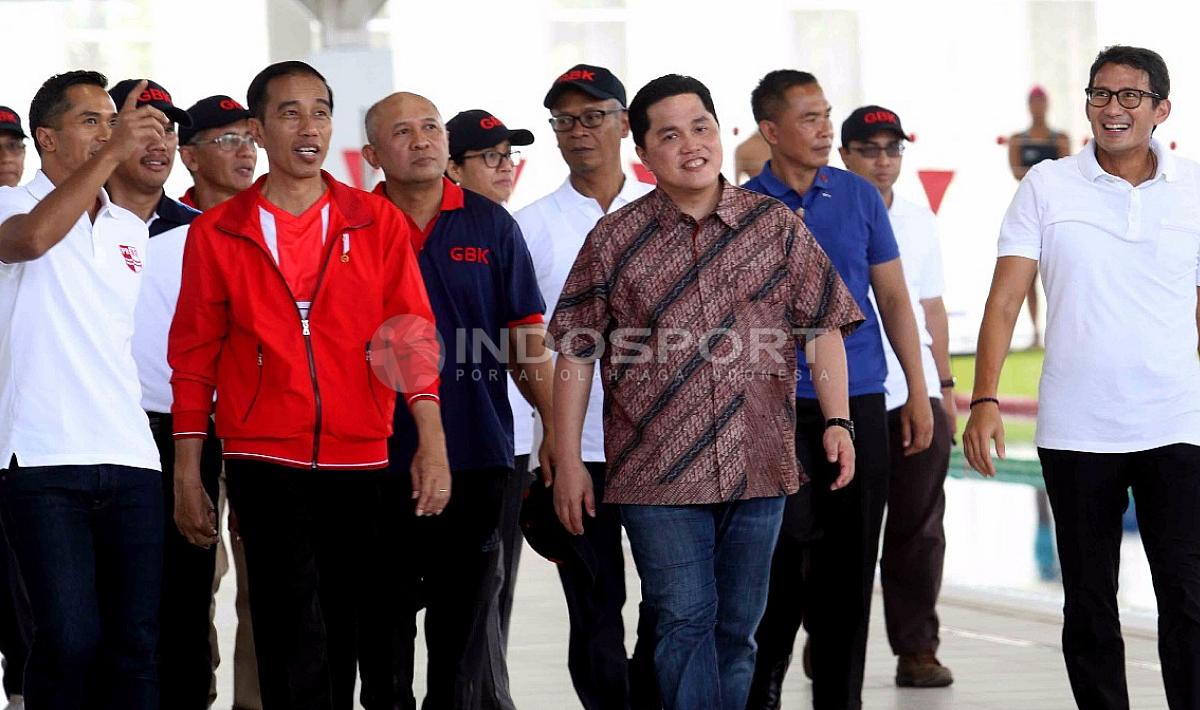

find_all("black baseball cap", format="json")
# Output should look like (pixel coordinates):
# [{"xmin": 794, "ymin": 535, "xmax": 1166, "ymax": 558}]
[
  {"xmin": 179, "ymin": 95, "xmax": 252, "ymax": 145},
  {"xmin": 543, "ymin": 64, "xmax": 627, "ymax": 109},
  {"xmin": 446, "ymin": 110, "xmax": 534, "ymax": 161},
  {"xmin": 108, "ymin": 79, "xmax": 192, "ymax": 128},
  {"xmin": 519, "ymin": 477, "xmax": 599, "ymax": 579},
  {"xmin": 841, "ymin": 105, "xmax": 908, "ymax": 147},
  {"xmin": 0, "ymin": 106, "xmax": 25, "ymax": 138}
]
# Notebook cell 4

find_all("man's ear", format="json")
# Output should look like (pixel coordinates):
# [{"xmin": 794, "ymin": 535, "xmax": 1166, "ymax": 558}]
[
  {"xmin": 248, "ymin": 117, "xmax": 265, "ymax": 146},
  {"xmin": 34, "ymin": 126, "xmax": 55, "ymax": 155},
  {"xmin": 178, "ymin": 145, "xmax": 199, "ymax": 173},
  {"xmin": 445, "ymin": 160, "xmax": 464, "ymax": 184},
  {"xmin": 361, "ymin": 143, "xmax": 380, "ymax": 170},
  {"xmin": 1154, "ymin": 97, "xmax": 1172, "ymax": 127},
  {"xmin": 634, "ymin": 144, "xmax": 651, "ymax": 173},
  {"xmin": 758, "ymin": 119, "xmax": 779, "ymax": 147}
]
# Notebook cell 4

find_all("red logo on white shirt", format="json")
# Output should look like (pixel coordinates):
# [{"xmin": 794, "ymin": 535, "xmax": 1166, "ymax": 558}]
[{"xmin": 119, "ymin": 245, "xmax": 143, "ymax": 273}]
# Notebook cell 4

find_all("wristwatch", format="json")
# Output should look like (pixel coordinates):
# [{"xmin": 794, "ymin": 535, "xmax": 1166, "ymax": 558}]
[{"xmin": 825, "ymin": 417, "xmax": 855, "ymax": 441}]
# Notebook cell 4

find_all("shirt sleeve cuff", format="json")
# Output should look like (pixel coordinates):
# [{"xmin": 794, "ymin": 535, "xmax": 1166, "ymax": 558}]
[
  {"xmin": 406, "ymin": 393, "xmax": 441, "ymax": 407},
  {"xmin": 172, "ymin": 411, "xmax": 212, "ymax": 439},
  {"xmin": 507, "ymin": 313, "xmax": 544, "ymax": 328}
]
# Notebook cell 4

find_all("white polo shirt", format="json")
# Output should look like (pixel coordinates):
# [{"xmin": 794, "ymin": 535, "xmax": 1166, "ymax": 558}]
[
  {"xmin": 0, "ymin": 171, "xmax": 161, "ymax": 471},
  {"xmin": 875, "ymin": 193, "xmax": 945, "ymax": 411},
  {"xmin": 513, "ymin": 174, "xmax": 654, "ymax": 463},
  {"xmin": 998, "ymin": 139, "xmax": 1200, "ymax": 453},
  {"xmin": 132, "ymin": 221, "xmax": 189, "ymax": 413}
]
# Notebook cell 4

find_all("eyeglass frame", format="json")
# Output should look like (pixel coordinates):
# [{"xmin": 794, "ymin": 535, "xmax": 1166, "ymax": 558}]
[
  {"xmin": 0, "ymin": 139, "xmax": 26, "ymax": 156},
  {"xmin": 547, "ymin": 107, "xmax": 626, "ymax": 133},
  {"xmin": 187, "ymin": 132, "xmax": 258, "ymax": 152},
  {"xmin": 846, "ymin": 142, "xmax": 905, "ymax": 158},
  {"xmin": 456, "ymin": 149, "xmax": 522, "ymax": 169},
  {"xmin": 1084, "ymin": 86, "xmax": 1163, "ymax": 110}
]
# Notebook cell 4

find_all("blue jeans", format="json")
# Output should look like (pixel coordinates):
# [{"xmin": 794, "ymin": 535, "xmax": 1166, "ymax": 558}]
[
  {"xmin": 0, "ymin": 460, "xmax": 163, "ymax": 710},
  {"xmin": 621, "ymin": 496, "xmax": 785, "ymax": 710}
]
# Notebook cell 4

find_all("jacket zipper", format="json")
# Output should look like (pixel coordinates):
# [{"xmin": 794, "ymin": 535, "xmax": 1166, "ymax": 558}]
[
  {"xmin": 217, "ymin": 221, "xmax": 368, "ymax": 470},
  {"xmin": 242, "ymin": 344, "xmax": 264, "ymax": 423}
]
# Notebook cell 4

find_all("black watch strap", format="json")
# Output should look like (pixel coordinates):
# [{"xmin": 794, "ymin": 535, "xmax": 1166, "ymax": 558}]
[{"xmin": 825, "ymin": 417, "xmax": 855, "ymax": 441}]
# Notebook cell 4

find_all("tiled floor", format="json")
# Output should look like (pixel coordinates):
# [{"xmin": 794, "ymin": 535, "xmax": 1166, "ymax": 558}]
[{"xmin": 210, "ymin": 538, "xmax": 1168, "ymax": 709}]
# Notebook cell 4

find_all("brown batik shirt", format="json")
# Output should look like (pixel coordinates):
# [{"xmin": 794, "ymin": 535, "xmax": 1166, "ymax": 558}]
[{"xmin": 547, "ymin": 181, "xmax": 863, "ymax": 505}]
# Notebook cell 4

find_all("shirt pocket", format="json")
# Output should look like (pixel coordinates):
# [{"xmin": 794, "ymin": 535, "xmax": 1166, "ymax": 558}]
[{"xmin": 1157, "ymin": 220, "xmax": 1200, "ymax": 282}]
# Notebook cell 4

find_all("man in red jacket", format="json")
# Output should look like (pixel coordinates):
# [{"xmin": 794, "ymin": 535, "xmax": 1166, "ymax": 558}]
[{"xmin": 169, "ymin": 61, "xmax": 450, "ymax": 709}]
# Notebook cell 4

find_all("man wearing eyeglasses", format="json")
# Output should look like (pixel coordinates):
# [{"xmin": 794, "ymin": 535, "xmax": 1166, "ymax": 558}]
[
  {"xmin": 446, "ymin": 109, "xmax": 531, "ymax": 206},
  {"xmin": 178, "ymin": 95, "xmax": 257, "ymax": 211},
  {"xmin": 965, "ymin": 45, "xmax": 1200, "ymax": 710},
  {"xmin": 360, "ymin": 91, "xmax": 553, "ymax": 708},
  {"xmin": 0, "ymin": 107, "xmax": 25, "ymax": 188},
  {"xmin": 513, "ymin": 63, "xmax": 660, "ymax": 710},
  {"xmin": 839, "ymin": 106, "xmax": 956, "ymax": 690},
  {"xmin": 743, "ymin": 70, "xmax": 932, "ymax": 710}
]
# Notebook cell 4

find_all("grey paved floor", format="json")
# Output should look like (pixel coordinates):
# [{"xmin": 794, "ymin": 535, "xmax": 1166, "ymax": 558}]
[{"xmin": 210, "ymin": 536, "xmax": 1169, "ymax": 709}]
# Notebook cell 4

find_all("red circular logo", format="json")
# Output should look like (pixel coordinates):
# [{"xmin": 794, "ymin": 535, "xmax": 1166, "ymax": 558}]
[
  {"xmin": 479, "ymin": 116, "xmax": 503, "ymax": 130},
  {"xmin": 219, "ymin": 99, "xmax": 244, "ymax": 111}
]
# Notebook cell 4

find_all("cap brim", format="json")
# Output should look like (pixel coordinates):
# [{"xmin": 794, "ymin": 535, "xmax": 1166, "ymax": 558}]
[
  {"xmin": 162, "ymin": 105, "xmax": 193, "ymax": 128},
  {"xmin": 0, "ymin": 125, "xmax": 26, "ymax": 138},
  {"xmin": 506, "ymin": 128, "xmax": 535, "ymax": 146},
  {"xmin": 543, "ymin": 81, "xmax": 614, "ymax": 108}
]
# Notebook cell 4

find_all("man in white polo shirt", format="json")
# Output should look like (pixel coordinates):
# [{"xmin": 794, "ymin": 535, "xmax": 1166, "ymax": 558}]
[
  {"xmin": 839, "ymin": 105, "xmax": 956, "ymax": 690},
  {"xmin": 0, "ymin": 71, "xmax": 170, "ymax": 709},
  {"xmin": 964, "ymin": 45, "xmax": 1200, "ymax": 710},
  {"xmin": 514, "ymin": 63, "xmax": 659, "ymax": 709}
]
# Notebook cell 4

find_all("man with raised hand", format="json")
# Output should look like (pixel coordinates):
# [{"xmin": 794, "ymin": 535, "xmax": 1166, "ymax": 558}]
[
  {"xmin": 550, "ymin": 73, "xmax": 862, "ymax": 710},
  {"xmin": 169, "ymin": 61, "xmax": 448, "ymax": 709},
  {"xmin": 0, "ymin": 71, "xmax": 168, "ymax": 709},
  {"xmin": 965, "ymin": 45, "xmax": 1200, "ymax": 710}
]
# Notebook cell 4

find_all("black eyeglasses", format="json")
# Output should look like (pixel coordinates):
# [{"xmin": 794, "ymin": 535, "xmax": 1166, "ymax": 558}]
[
  {"xmin": 459, "ymin": 150, "xmax": 522, "ymax": 168},
  {"xmin": 548, "ymin": 108, "xmax": 626, "ymax": 133},
  {"xmin": 848, "ymin": 143, "xmax": 904, "ymax": 159},
  {"xmin": 0, "ymin": 139, "xmax": 25, "ymax": 156},
  {"xmin": 192, "ymin": 133, "xmax": 257, "ymax": 151},
  {"xmin": 1085, "ymin": 87, "xmax": 1162, "ymax": 109}
]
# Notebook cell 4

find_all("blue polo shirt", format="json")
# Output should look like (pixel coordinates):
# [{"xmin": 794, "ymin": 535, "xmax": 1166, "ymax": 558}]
[
  {"xmin": 744, "ymin": 161, "xmax": 899, "ymax": 399},
  {"xmin": 380, "ymin": 178, "xmax": 545, "ymax": 474}
]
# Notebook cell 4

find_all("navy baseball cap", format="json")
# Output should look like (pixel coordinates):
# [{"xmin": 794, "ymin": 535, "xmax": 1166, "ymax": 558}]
[
  {"xmin": 179, "ymin": 95, "xmax": 252, "ymax": 145},
  {"xmin": 840, "ymin": 105, "xmax": 908, "ymax": 147},
  {"xmin": 519, "ymin": 477, "xmax": 599, "ymax": 579},
  {"xmin": 0, "ymin": 106, "xmax": 25, "ymax": 138},
  {"xmin": 544, "ymin": 64, "xmax": 627, "ymax": 108},
  {"xmin": 109, "ymin": 79, "xmax": 192, "ymax": 127},
  {"xmin": 446, "ymin": 110, "xmax": 534, "ymax": 161}
]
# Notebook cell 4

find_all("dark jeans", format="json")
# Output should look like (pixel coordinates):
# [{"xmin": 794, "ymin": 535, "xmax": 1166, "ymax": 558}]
[
  {"xmin": 753, "ymin": 393, "xmax": 890, "ymax": 710},
  {"xmin": 1040, "ymin": 444, "xmax": 1200, "ymax": 710},
  {"xmin": 477, "ymin": 456, "xmax": 530, "ymax": 710},
  {"xmin": 149, "ymin": 413, "xmax": 222, "ymax": 710},
  {"xmin": 226, "ymin": 460, "xmax": 398, "ymax": 710},
  {"xmin": 557, "ymin": 462, "xmax": 659, "ymax": 710},
  {"xmin": 881, "ymin": 399, "xmax": 950, "ymax": 655},
  {"xmin": 622, "ymin": 496, "xmax": 785, "ymax": 710},
  {"xmin": 0, "ymin": 459, "xmax": 163, "ymax": 710},
  {"xmin": 0, "ymin": 515, "xmax": 31, "ymax": 699},
  {"xmin": 356, "ymin": 466, "xmax": 506, "ymax": 710}
]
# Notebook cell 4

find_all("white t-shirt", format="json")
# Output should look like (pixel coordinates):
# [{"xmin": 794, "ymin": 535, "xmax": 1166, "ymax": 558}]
[
  {"xmin": 0, "ymin": 171, "xmax": 161, "ymax": 471},
  {"xmin": 875, "ymin": 193, "xmax": 945, "ymax": 411},
  {"xmin": 998, "ymin": 139, "xmax": 1200, "ymax": 452},
  {"xmin": 513, "ymin": 175, "xmax": 654, "ymax": 463},
  {"xmin": 132, "ymin": 221, "xmax": 189, "ymax": 413}
]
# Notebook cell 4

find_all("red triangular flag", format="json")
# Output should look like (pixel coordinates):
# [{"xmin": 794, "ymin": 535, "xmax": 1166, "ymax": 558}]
[
  {"xmin": 343, "ymin": 149, "xmax": 365, "ymax": 190},
  {"xmin": 631, "ymin": 162, "xmax": 657, "ymax": 185},
  {"xmin": 513, "ymin": 160, "xmax": 525, "ymax": 190},
  {"xmin": 917, "ymin": 169, "xmax": 954, "ymax": 215}
]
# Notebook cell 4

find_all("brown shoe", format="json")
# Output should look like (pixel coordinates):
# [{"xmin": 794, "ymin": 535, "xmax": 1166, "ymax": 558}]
[{"xmin": 896, "ymin": 651, "xmax": 954, "ymax": 688}]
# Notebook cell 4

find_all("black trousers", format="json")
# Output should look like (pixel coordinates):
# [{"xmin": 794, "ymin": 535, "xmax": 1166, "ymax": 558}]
[
  {"xmin": 753, "ymin": 393, "xmax": 890, "ymax": 710},
  {"xmin": 1040, "ymin": 444, "xmax": 1200, "ymax": 710},
  {"xmin": 478, "ymin": 455, "xmax": 530, "ymax": 710},
  {"xmin": 0, "ymin": 513, "xmax": 31, "ymax": 699},
  {"xmin": 881, "ymin": 400, "xmax": 950, "ymax": 655},
  {"xmin": 557, "ymin": 462, "xmax": 659, "ymax": 710},
  {"xmin": 356, "ymin": 466, "xmax": 507, "ymax": 710},
  {"xmin": 149, "ymin": 413, "xmax": 222, "ymax": 710},
  {"xmin": 227, "ymin": 460, "xmax": 400, "ymax": 710}
]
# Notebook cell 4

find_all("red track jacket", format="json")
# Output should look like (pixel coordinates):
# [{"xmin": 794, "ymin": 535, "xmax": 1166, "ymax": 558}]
[{"xmin": 169, "ymin": 172, "xmax": 440, "ymax": 470}]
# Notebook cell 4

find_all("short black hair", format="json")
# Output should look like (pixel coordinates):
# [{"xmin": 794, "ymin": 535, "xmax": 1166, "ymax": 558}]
[
  {"xmin": 1089, "ymin": 45, "xmax": 1170, "ymax": 102},
  {"xmin": 628, "ymin": 74, "xmax": 718, "ymax": 149},
  {"xmin": 751, "ymin": 70, "xmax": 818, "ymax": 124},
  {"xmin": 246, "ymin": 61, "xmax": 334, "ymax": 121},
  {"xmin": 28, "ymin": 70, "xmax": 108, "ymax": 155}
]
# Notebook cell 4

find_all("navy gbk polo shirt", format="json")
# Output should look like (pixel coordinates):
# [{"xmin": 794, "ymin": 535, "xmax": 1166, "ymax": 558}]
[
  {"xmin": 744, "ymin": 162, "xmax": 900, "ymax": 399},
  {"xmin": 379, "ymin": 178, "xmax": 545, "ymax": 474}
]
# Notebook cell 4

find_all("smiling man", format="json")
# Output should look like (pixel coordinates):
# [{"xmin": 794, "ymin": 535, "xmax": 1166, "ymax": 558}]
[
  {"xmin": 169, "ymin": 61, "xmax": 449, "ymax": 709},
  {"xmin": 549, "ymin": 73, "xmax": 863, "ymax": 710},
  {"xmin": 964, "ymin": 45, "xmax": 1200, "ymax": 710},
  {"xmin": 177, "ymin": 95, "xmax": 257, "ymax": 211}
]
